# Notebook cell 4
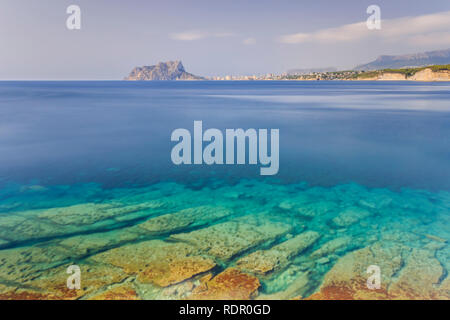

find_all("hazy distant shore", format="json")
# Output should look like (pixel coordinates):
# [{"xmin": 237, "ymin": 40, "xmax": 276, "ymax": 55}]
[{"xmin": 124, "ymin": 61, "xmax": 450, "ymax": 82}]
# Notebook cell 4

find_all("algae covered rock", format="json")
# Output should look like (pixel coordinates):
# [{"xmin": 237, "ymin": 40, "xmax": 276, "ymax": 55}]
[
  {"xmin": 388, "ymin": 248, "xmax": 447, "ymax": 299},
  {"xmin": 0, "ymin": 244, "xmax": 74, "ymax": 283},
  {"xmin": 0, "ymin": 200, "xmax": 165, "ymax": 243},
  {"xmin": 170, "ymin": 215, "xmax": 291, "ymax": 261},
  {"xmin": 331, "ymin": 207, "xmax": 371, "ymax": 227},
  {"xmin": 90, "ymin": 239, "xmax": 216, "ymax": 287},
  {"xmin": 137, "ymin": 205, "xmax": 232, "ymax": 235},
  {"xmin": 237, "ymin": 231, "xmax": 320, "ymax": 274},
  {"xmin": 38, "ymin": 202, "xmax": 161, "ymax": 226},
  {"xmin": 189, "ymin": 268, "xmax": 260, "ymax": 300},
  {"xmin": 89, "ymin": 283, "xmax": 140, "ymax": 300},
  {"xmin": 307, "ymin": 243, "xmax": 404, "ymax": 299},
  {"xmin": 307, "ymin": 242, "xmax": 449, "ymax": 300},
  {"xmin": 57, "ymin": 228, "xmax": 143, "ymax": 256},
  {"xmin": 0, "ymin": 262, "xmax": 128, "ymax": 300},
  {"xmin": 257, "ymin": 270, "xmax": 310, "ymax": 300},
  {"xmin": 310, "ymin": 236, "xmax": 352, "ymax": 258}
]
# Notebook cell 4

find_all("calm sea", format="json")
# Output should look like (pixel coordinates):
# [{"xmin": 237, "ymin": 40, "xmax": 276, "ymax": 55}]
[{"xmin": 0, "ymin": 81, "xmax": 449, "ymax": 190}]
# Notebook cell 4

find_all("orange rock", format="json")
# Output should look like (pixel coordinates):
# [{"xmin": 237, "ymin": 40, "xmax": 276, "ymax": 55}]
[
  {"xmin": 138, "ymin": 255, "xmax": 216, "ymax": 287},
  {"xmin": 91, "ymin": 239, "xmax": 216, "ymax": 287},
  {"xmin": 0, "ymin": 284, "xmax": 50, "ymax": 300},
  {"xmin": 307, "ymin": 277, "xmax": 390, "ymax": 300},
  {"xmin": 0, "ymin": 290, "xmax": 60, "ymax": 300},
  {"xmin": 189, "ymin": 268, "xmax": 260, "ymax": 300},
  {"xmin": 306, "ymin": 244, "xmax": 450, "ymax": 300},
  {"xmin": 90, "ymin": 283, "xmax": 139, "ymax": 300},
  {"xmin": 306, "ymin": 243, "xmax": 400, "ymax": 300}
]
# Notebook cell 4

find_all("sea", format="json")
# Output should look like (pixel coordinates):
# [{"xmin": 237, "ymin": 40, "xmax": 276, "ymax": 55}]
[{"xmin": 0, "ymin": 81, "xmax": 449, "ymax": 299}]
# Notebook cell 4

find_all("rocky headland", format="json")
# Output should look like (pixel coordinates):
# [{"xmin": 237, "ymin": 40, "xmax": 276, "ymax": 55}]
[{"xmin": 125, "ymin": 61, "xmax": 203, "ymax": 81}]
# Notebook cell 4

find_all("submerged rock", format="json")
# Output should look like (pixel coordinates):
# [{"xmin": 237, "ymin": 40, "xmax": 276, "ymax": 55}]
[
  {"xmin": 257, "ymin": 271, "xmax": 309, "ymax": 300},
  {"xmin": 189, "ymin": 268, "xmax": 260, "ymax": 300},
  {"xmin": 236, "ymin": 231, "xmax": 320, "ymax": 274},
  {"xmin": 170, "ymin": 215, "xmax": 291, "ymax": 261},
  {"xmin": 0, "ymin": 180, "xmax": 448, "ymax": 300},
  {"xmin": 424, "ymin": 234, "xmax": 447, "ymax": 243},
  {"xmin": 310, "ymin": 236, "xmax": 352, "ymax": 258},
  {"xmin": 388, "ymin": 249, "xmax": 446, "ymax": 299},
  {"xmin": 91, "ymin": 239, "xmax": 216, "ymax": 287},
  {"xmin": 308, "ymin": 243, "xmax": 449, "ymax": 300},
  {"xmin": 296, "ymin": 201, "xmax": 338, "ymax": 218},
  {"xmin": 56, "ymin": 228, "xmax": 143, "ymax": 256},
  {"xmin": 0, "ymin": 262, "xmax": 128, "ymax": 300},
  {"xmin": 0, "ymin": 200, "xmax": 165, "ymax": 243},
  {"xmin": 137, "ymin": 205, "xmax": 232, "ymax": 235},
  {"xmin": 0, "ymin": 215, "xmax": 66, "ymax": 242},
  {"xmin": 38, "ymin": 202, "xmax": 161, "ymax": 226},
  {"xmin": 317, "ymin": 257, "xmax": 330, "ymax": 264},
  {"xmin": 331, "ymin": 207, "xmax": 371, "ymax": 227},
  {"xmin": 307, "ymin": 243, "xmax": 404, "ymax": 299},
  {"xmin": 89, "ymin": 283, "xmax": 140, "ymax": 300},
  {"xmin": 0, "ymin": 244, "xmax": 74, "ymax": 283}
]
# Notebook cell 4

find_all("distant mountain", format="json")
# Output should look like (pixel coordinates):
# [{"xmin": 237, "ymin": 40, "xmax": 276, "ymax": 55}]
[
  {"xmin": 125, "ymin": 61, "xmax": 203, "ymax": 80},
  {"xmin": 354, "ymin": 49, "xmax": 450, "ymax": 71},
  {"xmin": 287, "ymin": 67, "xmax": 337, "ymax": 75}
]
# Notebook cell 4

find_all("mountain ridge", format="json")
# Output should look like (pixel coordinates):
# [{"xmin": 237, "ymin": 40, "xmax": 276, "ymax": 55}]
[{"xmin": 354, "ymin": 49, "xmax": 450, "ymax": 71}]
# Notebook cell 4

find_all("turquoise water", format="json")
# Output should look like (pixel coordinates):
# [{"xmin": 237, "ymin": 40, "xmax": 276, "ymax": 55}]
[{"xmin": 0, "ymin": 81, "xmax": 449, "ymax": 299}]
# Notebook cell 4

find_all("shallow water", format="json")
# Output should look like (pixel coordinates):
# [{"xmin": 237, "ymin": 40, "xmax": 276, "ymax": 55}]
[{"xmin": 0, "ymin": 81, "xmax": 449, "ymax": 299}]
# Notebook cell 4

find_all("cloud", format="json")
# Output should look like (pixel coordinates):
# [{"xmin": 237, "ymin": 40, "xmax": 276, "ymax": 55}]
[
  {"xmin": 407, "ymin": 31, "xmax": 450, "ymax": 46},
  {"xmin": 279, "ymin": 10, "xmax": 450, "ymax": 46},
  {"xmin": 170, "ymin": 31, "xmax": 207, "ymax": 41},
  {"xmin": 170, "ymin": 31, "xmax": 234, "ymax": 41},
  {"xmin": 384, "ymin": 11, "xmax": 450, "ymax": 38},
  {"xmin": 280, "ymin": 22, "xmax": 368, "ymax": 44},
  {"xmin": 243, "ymin": 38, "xmax": 256, "ymax": 45}
]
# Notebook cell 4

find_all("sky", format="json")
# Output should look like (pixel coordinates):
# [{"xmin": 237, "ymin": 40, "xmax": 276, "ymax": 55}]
[{"xmin": 1, "ymin": 0, "xmax": 450, "ymax": 79}]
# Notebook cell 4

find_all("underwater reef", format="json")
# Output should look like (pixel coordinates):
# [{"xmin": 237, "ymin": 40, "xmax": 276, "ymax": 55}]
[{"xmin": 0, "ymin": 180, "xmax": 448, "ymax": 300}]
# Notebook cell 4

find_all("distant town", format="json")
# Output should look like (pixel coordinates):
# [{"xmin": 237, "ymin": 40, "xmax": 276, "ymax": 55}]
[
  {"xmin": 206, "ymin": 71, "xmax": 359, "ymax": 81},
  {"xmin": 206, "ymin": 66, "xmax": 450, "ymax": 81}
]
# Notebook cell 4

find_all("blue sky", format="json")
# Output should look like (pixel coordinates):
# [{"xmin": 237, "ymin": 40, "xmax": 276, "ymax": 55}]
[{"xmin": 1, "ymin": 0, "xmax": 450, "ymax": 79}]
